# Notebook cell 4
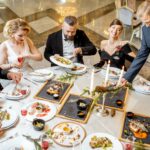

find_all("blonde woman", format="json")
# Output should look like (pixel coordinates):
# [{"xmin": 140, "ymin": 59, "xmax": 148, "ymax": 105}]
[
  {"xmin": 123, "ymin": 0, "xmax": 150, "ymax": 83},
  {"xmin": 0, "ymin": 18, "xmax": 42, "ymax": 72}
]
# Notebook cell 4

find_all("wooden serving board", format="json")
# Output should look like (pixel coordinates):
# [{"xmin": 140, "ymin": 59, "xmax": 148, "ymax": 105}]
[
  {"xmin": 97, "ymin": 87, "xmax": 128, "ymax": 111},
  {"xmin": 34, "ymin": 80, "xmax": 72, "ymax": 104},
  {"xmin": 57, "ymin": 94, "xmax": 94, "ymax": 124},
  {"xmin": 120, "ymin": 112, "xmax": 150, "ymax": 147}
]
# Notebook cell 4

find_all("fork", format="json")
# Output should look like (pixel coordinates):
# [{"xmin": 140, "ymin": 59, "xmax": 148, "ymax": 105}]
[
  {"xmin": 12, "ymin": 83, "xmax": 18, "ymax": 95},
  {"xmin": 0, "ymin": 133, "xmax": 18, "ymax": 143}
]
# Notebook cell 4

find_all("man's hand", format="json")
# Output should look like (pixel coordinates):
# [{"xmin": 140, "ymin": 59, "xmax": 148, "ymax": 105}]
[
  {"xmin": 7, "ymin": 72, "xmax": 22, "ymax": 84},
  {"xmin": 121, "ymin": 78, "xmax": 128, "ymax": 86},
  {"xmin": 74, "ymin": 48, "xmax": 82, "ymax": 56}
]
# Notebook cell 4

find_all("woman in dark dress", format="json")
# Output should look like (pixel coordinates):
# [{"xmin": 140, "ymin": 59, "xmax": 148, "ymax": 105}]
[{"xmin": 94, "ymin": 19, "xmax": 135, "ymax": 70}]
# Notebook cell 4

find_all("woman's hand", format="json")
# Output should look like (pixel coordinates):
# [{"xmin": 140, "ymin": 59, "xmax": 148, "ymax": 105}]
[{"xmin": 7, "ymin": 72, "xmax": 22, "ymax": 83}]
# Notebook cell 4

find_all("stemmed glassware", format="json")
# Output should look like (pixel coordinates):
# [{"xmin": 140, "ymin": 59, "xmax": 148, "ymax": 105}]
[{"xmin": 21, "ymin": 109, "xmax": 27, "ymax": 126}]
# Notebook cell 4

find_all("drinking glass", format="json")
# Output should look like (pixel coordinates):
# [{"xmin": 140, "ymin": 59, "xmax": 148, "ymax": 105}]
[{"xmin": 21, "ymin": 109, "xmax": 27, "ymax": 126}]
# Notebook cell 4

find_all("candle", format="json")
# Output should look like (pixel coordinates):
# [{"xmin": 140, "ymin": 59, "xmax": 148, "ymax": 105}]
[
  {"xmin": 104, "ymin": 60, "xmax": 110, "ymax": 87},
  {"xmin": 90, "ymin": 69, "xmax": 95, "ymax": 93},
  {"xmin": 117, "ymin": 66, "xmax": 124, "ymax": 87}
]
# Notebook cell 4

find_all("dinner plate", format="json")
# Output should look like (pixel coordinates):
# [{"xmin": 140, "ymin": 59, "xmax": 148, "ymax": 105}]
[
  {"xmin": 100, "ymin": 67, "xmax": 123, "ymax": 79},
  {"xmin": 65, "ymin": 63, "xmax": 87, "ymax": 75},
  {"xmin": 29, "ymin": 69, "xmax": 54, "ymax": 82},
  {"xmin": 52, "ymin": 122, "xmax": 86, "ymax": 147},
  {"xmin": 23, "ymin": 101, "xmax": 57, "ymax": 121},
  {"xmin": 50, "ymin": 55, "xmax": 74, "ymax": 68},
  {"xmin": 1, "ymin": 109, "xmax": 19, "ymax": 129},
  {"xmin": 6, "ymin": 138, "xmax": 35, "ymax": 150},
  {"xmin": 82, "ymin": 132, "xmax": 123, "ymax": 150},
  {"xmin": 4, "ymin": 84, "xmax": 30, "ymax": 100}
]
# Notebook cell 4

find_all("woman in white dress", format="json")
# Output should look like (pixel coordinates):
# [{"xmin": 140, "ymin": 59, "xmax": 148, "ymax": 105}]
[{"xmin": 0, "ymin": 18, "xmax": 42, "ymax": 73}]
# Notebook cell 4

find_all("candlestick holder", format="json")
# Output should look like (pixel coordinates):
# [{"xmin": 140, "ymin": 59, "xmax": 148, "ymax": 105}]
[{"xmin": 95, "ymin": 93, "xmax": 109, "ymax": 117}]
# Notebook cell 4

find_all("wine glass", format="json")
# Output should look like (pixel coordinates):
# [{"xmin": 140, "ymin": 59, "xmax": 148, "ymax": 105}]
[
  {"xmin": 21, "ymin": 109, "xmax": 27, "ymax": 126},
  {"xmin": 72, "ymin": 141, "xmax": 82, "ymax": 150}
]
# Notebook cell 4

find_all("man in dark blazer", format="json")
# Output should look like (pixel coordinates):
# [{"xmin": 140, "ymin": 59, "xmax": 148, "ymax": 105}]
[
  {"xmin": 123, "ymin": 1, "xmax": 150, "ymax": 83},
  {"xmin": 44, "ymin": 16, "xmax": 97, "ymax": 65},
  {"xmin": 0, "ymin": 68, "xmax": 22, "ymax": 90}
]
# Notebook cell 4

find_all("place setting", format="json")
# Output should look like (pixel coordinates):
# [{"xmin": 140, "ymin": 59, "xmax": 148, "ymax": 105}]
[
  {"xmin": 0, "ymin": 82, "xmax": 30, "ymax": 100},
  {"xmin": 28, "ymin": 68, "xmax": 54, "ymax": 82},
  {"xmin": 132, "ymin": 76, "xmax": 150, "ymax": 95}
]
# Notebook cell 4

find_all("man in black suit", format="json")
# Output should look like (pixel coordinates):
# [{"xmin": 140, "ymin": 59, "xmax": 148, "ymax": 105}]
[
  {"xmin": 0, "ymin": 68, "xmax": 22, "ymax": 90},
  {"xmin": 44, "ymin": 16, "xmax": 97, "ymax": 65},
  {"xmin": 123, "ymin": 1, "xmax": 150, "ymax": 83}
]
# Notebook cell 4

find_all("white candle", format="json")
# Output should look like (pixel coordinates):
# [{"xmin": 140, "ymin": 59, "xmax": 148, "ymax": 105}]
[
  {"xmin": 117, "ymin": 66, "xmax": 124, "ymax": 87},
  {"xmin": 104, "ymin": 60, "xmax": 110, "ymax": 87},
  {"xmin": 90, "ymin": 69, "xmax": 95, "ymax": 93}
]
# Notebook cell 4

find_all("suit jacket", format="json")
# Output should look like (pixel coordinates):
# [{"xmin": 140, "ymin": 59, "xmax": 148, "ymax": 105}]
[
  {"xmin": 0, "ymin": 68, "xmax": 9, "ymax": 90},
  {"xmin": 44, "ymin": 29, "xmax": 97, "ymax": 65},
  {"xmin": 124, "ymin": 25, "xmax": 150, "ymax": 82}
]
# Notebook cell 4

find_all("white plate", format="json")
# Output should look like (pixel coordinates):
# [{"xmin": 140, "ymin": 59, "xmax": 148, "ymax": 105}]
[
  {"xmin": 100, "ymin": 67, "xmax": 122, "ymax": 79},
  {"xmin": 133, "ymin": 76, "xmax": 150, "ymax": 94},
  {"xmin": 1, "ymin": 109, "xmax": 19, "ymax": 129},
  {"xmin": 52, "ymin": 122, "xmax": 86, "ymax": 147},
  {"xmin": 82, "ymin": 132, "xmax": 123, "ymax": 150},
  {"xmin": 29, "ymin": 69, "xmax": 54, "ymax": 82},
  {"xmin": 50, "ymin": 56, "xmax": 74, "ymax": 68},
  {"xmin": 4, "ymin": 84, "xmax": 30, "ymax": 100},
  {"xmin": 65, "ymin": 63, "xmax": 87, "ymax": 75},
  {"xmin": 23, "ymin": 101, "xmax": 57, "ymax": 121},
  {"xmin": 6, "ymin": 137, "xmax": 35, "ymax": 150}
]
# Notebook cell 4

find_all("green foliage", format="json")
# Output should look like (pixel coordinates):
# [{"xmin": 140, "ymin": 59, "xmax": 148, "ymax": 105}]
[{"xmin": 57, "ymin": 73, "xmax": 77, "ymax": 83}]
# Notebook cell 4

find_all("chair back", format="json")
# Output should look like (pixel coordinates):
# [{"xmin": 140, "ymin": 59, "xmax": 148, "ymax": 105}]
[{"xmin": 117, "ymin": 6, "xmax": 134, "ymax": 26}]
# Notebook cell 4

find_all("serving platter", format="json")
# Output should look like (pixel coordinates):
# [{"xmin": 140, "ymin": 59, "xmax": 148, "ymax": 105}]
[
  {"xmin": 52, "ymin": 122, "xmax": 86, "ymax": 147},
  {"xmin": 34, "ymin": 80, "xmax": 72, "ymax": 104},
  {"xmin": 50, "ymin": 55, "xmax": 74, "ymax": 68},
  {"xmin": 57, "ymin": 94, "xmax": 94, "ymax": 124},
  {"xmin": 120, "ymin": 112, "xmax": 150, "ymax": 147},
  {"xmin": 97, "ymin": 87, "xmax": 128, "ymax": 111},
  {"xmin": 82, "ymin": 132, "xmax": 123, "ymax": 150},
  {"xmin": 22, "ymin": 101, "xmax": 57, "ymax": 121}
]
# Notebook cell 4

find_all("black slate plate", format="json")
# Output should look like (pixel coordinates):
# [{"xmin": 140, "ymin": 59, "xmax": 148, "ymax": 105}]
[
  {"xmin": 57, "ymin": 94, "xmax": 94, "ymax": 124},
  {"xmin": 121, "ymin": 112, "xmax": 150, "ymax": 146},
  {"xmin": 97, "ymin": 87, "xmax": 128, "ymax": 111},
  {"xmin": 34, "ymin": 80, "xmax": 72, "ymax": 103}
]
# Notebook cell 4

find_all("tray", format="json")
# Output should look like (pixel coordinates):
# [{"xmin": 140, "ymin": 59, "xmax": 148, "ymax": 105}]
[
  {"xmin": 97, "ymin": 87, "xmax": 128, "ymax": 111},
  {"xmin": 34, "ymin": 80, "xmax": 72, "ymax": 104},
  {"xmin": 57, "ymin": 94, "xmax": 94, "ymax": 124},
  {"xmin": 120, "ymin": 112, "xmax": 150, "ymax": 147}
]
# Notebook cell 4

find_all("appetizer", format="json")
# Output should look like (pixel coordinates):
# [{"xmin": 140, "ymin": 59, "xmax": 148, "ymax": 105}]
[
  {"xmin": 54, "ymin": 55, "xmax": 72, "ymax": 65},
  {"xmin": 129, "ymin": 120, "xmax": 148, "ymax": 139},
  {"xmin": 52, "ymin": 123, "xmax": 81, "ymax": 146},
  {"xmin": 28, "ymin": 102, "xmax": 51, "ymax": 117},
  {"xmin": 90, "ymin": 136, "xmax": 113, "ymax": 149}
]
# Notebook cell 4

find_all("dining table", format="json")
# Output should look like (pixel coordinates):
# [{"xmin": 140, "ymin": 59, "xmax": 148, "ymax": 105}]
[{"xmin": 0, "ymin": 66, "xmax": 150, "ymax": 150}]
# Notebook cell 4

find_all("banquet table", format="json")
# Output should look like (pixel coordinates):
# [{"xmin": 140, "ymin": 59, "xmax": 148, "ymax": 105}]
[{"xmin": 0, "ymin": 66, "xmax": 150, "ymax": 150}]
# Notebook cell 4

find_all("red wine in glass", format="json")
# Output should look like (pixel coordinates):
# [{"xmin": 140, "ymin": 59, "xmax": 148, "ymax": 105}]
[
  {"xmin": 21, "ymin": 109, "xmax": 27, "ymax": 116},
  {"xmin": 18, "ymin": 57, "xmax": 23, "ymax": 63},
  {"xmin": 42, "ymin": 141, "xmax": 49, "ymax": 150}
]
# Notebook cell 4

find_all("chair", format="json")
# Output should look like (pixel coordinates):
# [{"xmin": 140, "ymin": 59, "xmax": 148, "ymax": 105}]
[{"xmin": 116, "ymin": 6, "xmax": 142, "ymax": 42}]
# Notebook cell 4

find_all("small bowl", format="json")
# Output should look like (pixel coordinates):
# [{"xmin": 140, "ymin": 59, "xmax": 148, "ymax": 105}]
[
  {"xmin": 32, "ymin": 119, "xmax": 45, "ymax": 131},
  {"xmin": 127, "ymin": 112, "xmax": 134, "ymax": 119},
  {"xmin": 116, "ymin": 99, "xmax": 123, "ymax": 106},
  {"xmin": 77, "ymin": 110, "xmax": 86, "ymax": 118},
  {"xmin": 77, "ymin": 99, "xmax": 88, "ymax": 110}
]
